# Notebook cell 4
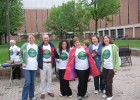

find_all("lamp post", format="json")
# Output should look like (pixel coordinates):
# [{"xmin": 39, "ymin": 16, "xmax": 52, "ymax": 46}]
[{"xmin": 6, "ymin": 0, "xmax": 10, "ymax": 59}]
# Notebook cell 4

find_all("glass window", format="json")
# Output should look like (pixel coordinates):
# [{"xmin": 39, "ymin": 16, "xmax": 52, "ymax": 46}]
[
  {"xmin": 118, "ymin": 29, "xmax": 124, "ymax": 39},
  {"xmin": 99, "ymin": 31, "xmax": 103, "ymax": 38},
  {"xmin": 110, "ymin": 30, "xmax": 116, "ymax": 39},
  {"xmin": 104, "ymin": 30, "xmax": 109, "ymax": 35}
]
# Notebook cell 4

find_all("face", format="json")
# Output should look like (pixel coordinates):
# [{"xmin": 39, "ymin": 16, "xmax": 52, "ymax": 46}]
[
  {"xmin": 92, "ymin": 37, "xmax": 98, "ymax": 45},
  {"xmin": 10, "ymin": 42, "xmax": 14, "ymax": 46},
  {"xmin": 74, "ymin": 40, "xmax": 81, "ymax": 48},
  {"xmin": 28, "ymin": 35, "xmax": 35, "ymax": 44},
  {"xmin": 103, "ymin": 36, "xmax": 110, "ymax": 45},
  {"xmin": 62, "ymin": 41, "xmax": 67, "ymax": 50},
  {"xmin": 43, "ymin": 35, "xmax": 49, "ymax": 45}
]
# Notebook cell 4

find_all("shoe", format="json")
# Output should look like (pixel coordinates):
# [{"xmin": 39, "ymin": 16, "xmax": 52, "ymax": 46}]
[
  {"xmin": 40, "ymin": 94, "xmax": 45, "ymax": 99},
  {"xmin": 83, "ymin": 93, "xmax": 88, "ymax": 98},
  {"xmin": 30, "ymin": 97, "xmax": 37, "ymax": 100},
  {"xmin": 77, "ymin": 96, "xmax": 83, "ymax": 100},
  {"xmin": 107, "ymin": 96, "xmax": 113, "ymax": 100},
  {"xmin": 102, "ymin": 94, "xmax": 107, "ymax": 98},
  {"xmin": 59, "ymin": 94, "xmax": 65, "ymax": 97},
  {"xmin": 94, "ymin": 90, "xmax": 99, "ymax": 94},
  {"xmin": 68, "ymin": 95, "xmax": 72, "ymax": 98},
  {"xmin": 48, "ymin": 93, "xmax": 54, "ymax": 97},
  {"xmin": 102, "ymin": 90, "xmax": 106, "ymax": 94}
]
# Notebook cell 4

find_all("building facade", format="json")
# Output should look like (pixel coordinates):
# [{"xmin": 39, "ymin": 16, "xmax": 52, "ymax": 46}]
[{"xmin": 19, "ymin": 0, "xmax": 140, "ymax": 39}]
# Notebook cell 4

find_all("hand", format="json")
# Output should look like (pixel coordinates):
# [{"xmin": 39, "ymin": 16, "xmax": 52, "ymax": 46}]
[
  {"xmin": 22, "ymin": 64, "xmax": 26, "ymax": 68},
  {"xmin": 92, "ymin": 53, "xmax": 96, "ymax": 57},
  {"xmin": 100, "ymin": 68, "xmax": 103, "ymax": 72}
]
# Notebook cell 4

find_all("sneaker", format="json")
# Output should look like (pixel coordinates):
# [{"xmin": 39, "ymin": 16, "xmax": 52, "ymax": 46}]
[
  {"xmin": 40, "ymin": 94, "xmax": 45, "ymax": 99},
  {"xmin": 107, "ymin": 96, "xmax": 113, "ymax": 100},
  {"xmin": 94, "ymin": 90, "xmax": 99, "ymax": 94},
  {"xmin": 30, "ymin": 97, "xmax": 37, "ymax": 100},
  {"xmin": 102, "ymin": 94, "xmax": 107, "ymax": 98},
  {"xmin": 59, "ymin": 94, "xmax": 64, "ymax": 97},
  {"xmin": 102, "ymin": 90, "xmax": 106, "ymax": 94},
  {"xmin": 68, "ymin": 95, "xmax": 72, "ymax": 98},
  {"xmin": 48, "ymin": 93, "xmax": 54, "ymax": 97},
  {"xmin": 83, "ymin": 93, "xmax": 88, "ymax": 98},
  {"xmin": 77, "ymin": 96, "xmax": 83, "ymax": 100}
]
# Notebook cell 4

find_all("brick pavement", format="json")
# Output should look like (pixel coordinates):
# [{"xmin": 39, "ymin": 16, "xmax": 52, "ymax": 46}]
[{"xmin": 0, "ymin": 56, "xmax": 140, "ymax": 100}]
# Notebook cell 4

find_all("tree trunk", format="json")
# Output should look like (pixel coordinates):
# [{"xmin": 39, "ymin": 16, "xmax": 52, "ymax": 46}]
[
  {"xmin": 0, "ymin": 34, "xmax": 2, "ymax": 45},
  {"xmin": 4, "ymin": 33, "xmax": 7, "ymax": 43},
  {"xmin": 95, "ymin": 19, "xmax": 98, "ymax": 35}
]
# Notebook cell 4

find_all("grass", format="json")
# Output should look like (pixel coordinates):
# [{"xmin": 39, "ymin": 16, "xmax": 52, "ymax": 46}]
[{"xmin": 0, "ymin": 40, "xmax": 140, "ymax": 64}]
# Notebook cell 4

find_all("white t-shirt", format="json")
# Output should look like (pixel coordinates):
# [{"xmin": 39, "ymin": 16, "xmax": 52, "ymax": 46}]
[
  {"xmin": 92, "ymin": 44, "xmax": 99, "ymax": 51},
  {"xmin": 24, "ymin": 43, "xmax": 38, "ymax": 70},
  {"xmin": 75, "ymin": 47, "xmax": 89, "ymax": 70},
  {"xmin": 43, "ymin": 44, "xmax": 51, "ymax": 62},
  {"xmin": 58, "ymin": 50, "xmax": 69, "ymax": 69},
  {"xmin": 102, "ymin": 44, "xmax": 113, "ymax": 69},
  {"xmin": 9, "ymin": 45, "xmax": 20, "ymax": 61}
]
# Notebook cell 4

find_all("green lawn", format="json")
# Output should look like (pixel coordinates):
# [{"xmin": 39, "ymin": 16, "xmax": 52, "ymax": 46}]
[{"xmin": 0, "ymin": 40, "xmax": 140, "ymax": 64}]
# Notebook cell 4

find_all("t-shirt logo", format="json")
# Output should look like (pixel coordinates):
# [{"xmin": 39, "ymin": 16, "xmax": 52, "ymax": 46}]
[
  {"xmin": 78, "ymin": 51, "xmax": 87, "ymax": 60},
  {"xmin": 103, "ymin": 49, "xmax": 111, "ymax": 59},
  {"xmin": 10, "ymin": 50, "xmax": 13, "ymax": 55},
  {"xmin": 28, "ymin": 48, "xmax": 37, "ymax": 58},
  {"xmin": 60, "ymin": 52, "xmax": 68, "ymax": 60},
  {"xmin": 43, "ymin": 49, "xmax": 51, "ymax": 59}
]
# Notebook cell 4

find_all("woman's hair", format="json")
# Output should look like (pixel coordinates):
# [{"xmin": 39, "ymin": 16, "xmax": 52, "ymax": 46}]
[
  {"xmin": 73, "ymin": 37, "xmax": 80, "ymax": 43},
  {"xmin": 91, "ymin": 35, "xmax": 100, "ymax": 43},
  {"xmin": 10, "ymin": 40, "xmax": 16, "ymax": 45},
  {"xmin": 84, "ymin": 39, "xmax": 90, "ymax": 47},
  {"xmin": 58, "ymin": 40, "xmax": 70, "ymax": 54},
  {"xmin": 69, "ymin": 40, "xmax": 74, "ymax": 47},
  {"xmin": 102, "ymin": 35, "xmax": 113, "ymax": 46}
]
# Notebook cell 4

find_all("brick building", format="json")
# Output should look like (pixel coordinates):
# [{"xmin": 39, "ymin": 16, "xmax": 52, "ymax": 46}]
[{"xmin": 19, "ymin": 0, "xmax": 140, "ymax": 39}]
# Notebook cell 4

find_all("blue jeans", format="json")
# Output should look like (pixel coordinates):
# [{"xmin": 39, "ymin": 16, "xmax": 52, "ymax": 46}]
[{"xmin": 22, "ymin": 69, "xmax": 36, "ymax": 100}]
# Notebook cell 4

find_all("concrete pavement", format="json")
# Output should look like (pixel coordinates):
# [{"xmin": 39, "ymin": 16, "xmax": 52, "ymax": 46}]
[{"xmin": 0, "ymin": 56, "xmax": 140, "ymax": 100}]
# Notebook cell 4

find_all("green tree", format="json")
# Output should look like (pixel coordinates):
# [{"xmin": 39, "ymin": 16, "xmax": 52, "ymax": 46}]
[
  {"xmin": 0, "ymin": 0, "xmax": 24, "ymax": 44},
  {"xmin": 46, "ymin": 0, "xmax": 91, "ymax": 40},
  {"xmin": 80, "ymin": 0, "xmax": 120, "ymax": 34}
]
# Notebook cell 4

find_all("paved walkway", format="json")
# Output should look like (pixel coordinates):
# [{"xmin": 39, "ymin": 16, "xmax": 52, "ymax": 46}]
[{"xmin": 0, "ymin": 56, "xmax": 140, "ymax": 100}]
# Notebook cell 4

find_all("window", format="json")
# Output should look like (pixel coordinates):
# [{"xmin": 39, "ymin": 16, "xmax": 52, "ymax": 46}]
[
  {"xmin": 110, "ymin": 30, "xmax": 116, "ymax": 39},
  {"xmin": 99, "ymin": 31, "xmax": 103, "ymax": 38},
  {"xmin": 104, "ymin": 30, "xmax": 109, "ymax": 35},
  {"xmin": 118, "ymin": 29, "xmax": 124, "ymax": 39}
]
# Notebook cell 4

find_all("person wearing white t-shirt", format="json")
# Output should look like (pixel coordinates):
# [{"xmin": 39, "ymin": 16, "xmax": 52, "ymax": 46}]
[
  {"xmin": 101, "ymin": 35, "xmax": 120, "ymax": 100},
  {"xmin": 20, "ymin": 34, "xmax": 38, "ymax": 100},
  {"xmin": 64, "ymin": 37, "xmax": 100, "ymax": 100},
  {"xmin": 9, "ymin": 40, "xmax": 21, "ymax": 79},
  {"xmin": 38, "ymin": 34, "xmax": 59, "ymax": 99},
  {"xmin": 57, "ymin": 40, "xmax": 72, "ymax": 97}
]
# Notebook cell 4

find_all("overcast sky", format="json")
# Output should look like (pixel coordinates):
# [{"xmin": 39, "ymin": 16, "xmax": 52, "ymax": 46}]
[{"xmin": 22, "ymin": 0, "xmax": 70, "ymax": 9}]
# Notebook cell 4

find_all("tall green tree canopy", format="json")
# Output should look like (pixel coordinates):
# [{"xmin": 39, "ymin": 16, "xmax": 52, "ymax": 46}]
[
  {"xmin": 80, "ymin": 0, "xmax": 120, "ymax": 34},
  {"xmin": 46, "ymin": 0, "xmax": 91, "ymax": 39},
  {"xmin": 0, "ymin": 0, "xmax": 23, "ymax": 44}
]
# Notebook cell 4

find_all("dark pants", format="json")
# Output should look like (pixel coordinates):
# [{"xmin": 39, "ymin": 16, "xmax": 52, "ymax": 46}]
[
  {"xmin": 103, "ymin": 68, "xmax": 115, "ymax": 97},
  {"xmin": 75, "ymin": 68, "xmax": 89, "ymax": 97},
  {"xmin": 12, "ymin": 65, "xmax": 21, "ymax": 79},
  {"xmin": 94, "ymin": 72, "xmax": 105, "ymax": 91},
  {"xmin": 59, "ymin": 69, "xmax": 72, "ymax": 96}
]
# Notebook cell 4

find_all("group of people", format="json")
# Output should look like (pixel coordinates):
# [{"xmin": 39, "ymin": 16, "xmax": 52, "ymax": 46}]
[{"xmin": 9, "ymin": 34, "xmax": 120, "ymax": 100}]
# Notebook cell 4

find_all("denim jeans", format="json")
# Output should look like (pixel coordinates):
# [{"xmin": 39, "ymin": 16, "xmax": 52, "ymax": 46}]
[{"xmin": 22, "ymin": 69, "xmax": 36, "ymax": 100}]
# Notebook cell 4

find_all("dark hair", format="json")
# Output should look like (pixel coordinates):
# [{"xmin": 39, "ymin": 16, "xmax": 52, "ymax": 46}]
[
  {"xmin": 102, "ymin": 35, "xmax": 113, "ymax": 46},
  {"xmin": 91, "ymin": 35, "xmax": 100, "ymax": 43},
  {"xmin": 69, "ymin": 40, "xmax": 74, "ymax": 47},
  {"xmin": 58, "ymin": 40, "xmax": 70, "ymax": 54}
]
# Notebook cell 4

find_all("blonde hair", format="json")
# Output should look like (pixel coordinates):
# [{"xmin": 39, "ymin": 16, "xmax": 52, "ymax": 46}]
[
  {"xmin": 10, "ymin": 40, "xmax": 16, "ymax": 45},
  {"xmin": 73, "ymin": 37, "xmax": 80, "ymax": 43}
]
